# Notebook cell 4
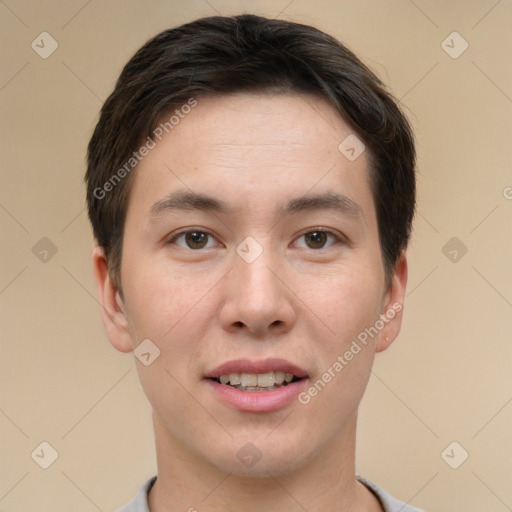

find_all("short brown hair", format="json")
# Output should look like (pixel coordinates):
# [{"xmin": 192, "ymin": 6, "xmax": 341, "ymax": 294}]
[{"xmin": 85, "ymin": 14, "xmax": 416, "ymax": 294}]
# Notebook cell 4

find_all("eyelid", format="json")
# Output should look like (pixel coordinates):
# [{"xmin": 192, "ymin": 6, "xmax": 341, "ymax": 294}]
[
  {"xmin": 291, "ymin": 227, "xmax": 345, "ymax": 249},
  {"xmin": 166, "ymin": 227, "xmax": 346, "ymax": 250},
  {"xmin": 167, "ymin": 228, "xmax": 222, "ymax": 249}
]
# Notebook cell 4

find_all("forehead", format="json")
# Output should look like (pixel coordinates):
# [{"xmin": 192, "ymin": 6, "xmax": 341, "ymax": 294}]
[
  {"xmin": 171, "ymin": 92, "xmax": 357, "ymax": 164},
  {"xmin": 126, "ymin": 92, "xmax": 374, "ymax": 221}
]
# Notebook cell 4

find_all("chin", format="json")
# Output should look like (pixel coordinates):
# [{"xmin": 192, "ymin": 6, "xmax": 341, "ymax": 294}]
[
  {"xmin": 202, "ymin": 434, "xmax": 311, "ymax": 479},
  {"xmin": 213, "ymin": 452, "xmax": 303, "ymax": 479}
]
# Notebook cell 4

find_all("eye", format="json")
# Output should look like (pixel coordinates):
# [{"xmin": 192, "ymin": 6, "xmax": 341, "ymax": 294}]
[
  {"xmin": 293, "ymin": 229, "xmax": 341, "ymax": 250},
  {"xmin": 169, "ymin": 230, "xmax": 219, "ymax": 250}
]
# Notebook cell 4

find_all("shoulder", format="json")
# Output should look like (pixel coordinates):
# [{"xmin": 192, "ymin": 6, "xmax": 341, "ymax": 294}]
[
  {"xmin": 357, "ymin": 475, "xmax": 426, "ymax": 512},
  {"xmin": 116, "ymin": 476, "xmax": 156, "ymax": 512},
  {"xmin": 120, "ymin": 475, "xmax": 430, "ymax": 512}
]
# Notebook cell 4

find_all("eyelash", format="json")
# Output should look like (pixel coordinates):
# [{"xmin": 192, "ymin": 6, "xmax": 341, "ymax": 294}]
[{"xmin": 167, "ymin": 228, "xmax": 344, "ymax": 251}]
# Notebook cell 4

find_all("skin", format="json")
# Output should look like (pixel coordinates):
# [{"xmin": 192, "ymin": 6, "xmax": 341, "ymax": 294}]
[{"xmin": 92, "ymin": 92, "xmax": 408, "ymax": 512}]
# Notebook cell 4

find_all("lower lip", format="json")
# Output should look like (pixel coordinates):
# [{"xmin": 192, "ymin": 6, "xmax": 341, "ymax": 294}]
[{"xmin": 205, "ymin": 378, "xmax": 309, "ymax": 412}]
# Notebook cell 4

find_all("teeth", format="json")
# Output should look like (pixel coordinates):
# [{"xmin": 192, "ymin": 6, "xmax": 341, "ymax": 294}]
[
  {"xmin": 217, "ymin": 371, "xmax": 299, "ymax": 388},
  {"xmin": 257, "ymin": 372, "xmax": 275, "ymax": 387},
  {"xmin": 274, "ymin": 371, "xmax": 285, "ymax": 385},
  {"xmin": 229, "ymin": 373, "xmax": 241, "ymax": 385},
  {"xmin": 240, "ymin": 373, "xmax": 258, "ymax": 387}
]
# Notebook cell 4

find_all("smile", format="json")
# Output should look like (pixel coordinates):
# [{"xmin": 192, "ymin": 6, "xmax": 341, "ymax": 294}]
[
  {"xmin": 213, "ymin": 371, "xmax": 301, "ymax": 391},
  {"xmin": 203, "ymin": 358, "xmax": 310, "ymax": 411}
]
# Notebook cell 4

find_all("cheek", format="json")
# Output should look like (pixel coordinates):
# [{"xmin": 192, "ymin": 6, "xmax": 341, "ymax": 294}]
[
  {"xmin": 299, "ymin": 267, "xmax": 382, "ymax": 398},
  {"xmin": 299, "ymin": 264, "xmax": 383, "ymax": 343},
  {"xmin": 124, "ymin": 271, "xmax": 208, "ymax": 414},
  {"xmin": 298, "ymin": 287, "xmax": 379, "ymax": 433},
  {"xmin": 122, "ymin": 261, "xmax": 218, "ymax": 386},
  {"xmin": 122, "ymin": 255, "xmax": 203, "ymax": 337}
]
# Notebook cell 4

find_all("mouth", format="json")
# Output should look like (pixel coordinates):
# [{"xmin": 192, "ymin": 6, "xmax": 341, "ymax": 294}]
[
  {"xmin": 209, "ymin": 371, "xmax": 305, "ymax": 391},
  {"xmin": 204, "ymin": 357, "xmax": 309, "ymax": 412}
]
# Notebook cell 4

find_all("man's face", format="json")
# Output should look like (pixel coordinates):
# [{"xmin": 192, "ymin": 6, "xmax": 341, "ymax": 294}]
[{"xmin": 100, "ymin": 93, "xmax": 406, "ymax": 477}]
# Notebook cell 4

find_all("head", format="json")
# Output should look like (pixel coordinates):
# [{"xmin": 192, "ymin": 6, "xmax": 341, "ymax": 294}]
[
  {"xmin": 86, "ymin": 14, "xmax": 415, "ymax": 295},
  {"xmin": 86, "ymin": 14, "xmax": 415, "ymax": 478}
]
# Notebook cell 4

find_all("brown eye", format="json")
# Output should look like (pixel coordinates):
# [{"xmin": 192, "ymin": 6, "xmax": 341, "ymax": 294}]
[
  {"xmin": 304, "ymin": 231, "xmax": 329, "ymax": 249},
  {"xmin": 185, "ymin": 231, "xmax": 209, "ymax": 249},
  {"xmin": 292, "ymin": 228, "xmax": 342, "ymax": 250},
  {"xmin": 170, "ymin": 230, "xmax": 217, "ymax": 250}
]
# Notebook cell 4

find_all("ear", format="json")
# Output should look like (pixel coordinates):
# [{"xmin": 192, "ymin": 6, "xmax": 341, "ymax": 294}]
[
  {"xmin": 375, "ymin": 250, "xmax": 408, "ymax": 353},
  {"xmin": 91, "ymin": 246, "xmax": 133, "ymax": 353}
]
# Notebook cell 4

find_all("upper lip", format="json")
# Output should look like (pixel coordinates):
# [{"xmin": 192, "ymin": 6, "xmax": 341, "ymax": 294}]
[{"xmin": 204, "ymin": 358, "xmax": 309, "ymax": 379}]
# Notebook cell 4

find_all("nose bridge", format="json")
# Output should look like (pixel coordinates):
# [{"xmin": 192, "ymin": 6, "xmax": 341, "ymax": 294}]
[
  {"xmin": 219, "ymin": 235, "xmax": 294, "ymax": 334},
  {"xmin": 234, "ymin": 235, "xmax": 281, "ymax": 303}
]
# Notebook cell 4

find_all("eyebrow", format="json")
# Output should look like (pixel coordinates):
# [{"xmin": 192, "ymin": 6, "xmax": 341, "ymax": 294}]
[
  {"xmin": 149, "ymin": 190, "xmax": 363, "ymax": 220},
  {"xmin": 278, "ymin": 191, "xmax": 362, "ymax": 218},
  {"xmin": 150, "ymin": 190, "xmax": 232, "ymax": 217}
]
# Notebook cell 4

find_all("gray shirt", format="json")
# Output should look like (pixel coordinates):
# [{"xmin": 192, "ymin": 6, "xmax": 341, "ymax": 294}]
[{"xmin": 117, "ymin": 475, "xmax": 424, "ymax": 511}]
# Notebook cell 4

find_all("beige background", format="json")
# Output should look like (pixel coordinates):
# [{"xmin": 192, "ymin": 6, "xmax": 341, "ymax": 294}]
[{"xmin": 1, "ymin": 0, "xmax": 511, "ymax": 511}]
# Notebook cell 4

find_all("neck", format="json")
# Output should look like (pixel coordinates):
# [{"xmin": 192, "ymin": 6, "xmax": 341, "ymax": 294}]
[{"xmin": 147, "ymin": 411, "xmax": 383, "ymax": 512}]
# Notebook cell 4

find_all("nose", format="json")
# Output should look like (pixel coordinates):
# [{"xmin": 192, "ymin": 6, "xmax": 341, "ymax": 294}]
[{"xmin": 218, "ymin": 244, "xmax": 296, "ymax": 337}]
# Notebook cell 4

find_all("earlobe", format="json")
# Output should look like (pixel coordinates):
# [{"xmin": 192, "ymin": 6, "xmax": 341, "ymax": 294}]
[
  {"xmin": 91, "ymin": 246, "xmax": 134, "ymax": 353},
  {"xmin": 376, "ymin": 250, "xmax": 408, "ymax": 353}
]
